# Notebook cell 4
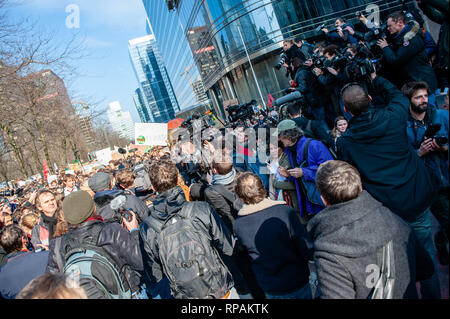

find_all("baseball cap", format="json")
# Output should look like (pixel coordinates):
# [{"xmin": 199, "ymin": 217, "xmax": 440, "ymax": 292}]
[{"xmin": 272, "ymin": 119, "xmax": 297, "ymax": 136}]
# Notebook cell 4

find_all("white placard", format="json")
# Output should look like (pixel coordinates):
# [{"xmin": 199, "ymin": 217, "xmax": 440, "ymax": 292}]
[
  {"xmin": 95, "ymin": 148, "xmax": 113, "ymax": 165},
  {"xmin": 135, "ymin": 123, "xmax": 168, "ymax": 146}
]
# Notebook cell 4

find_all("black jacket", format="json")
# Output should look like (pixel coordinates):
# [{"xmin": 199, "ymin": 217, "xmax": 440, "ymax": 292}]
[
  {"xmin": 233, "ymin": 199, "xmax": 312, "ymax": 295},
  {"xmin": 204, "ymin": 179, "xmax": 237, "ymax": 232},
  {"xmin": 294, "ymin": 66, "xmax": 328, "ymax": 109},
  {"xmin": 46, "ymin": 219, "xmax": 143, "ymax": 294},
  {"xmin": 139, "ymin": 186, "xmax": 235, "ymax": 295},
  {"xmin": 307, "ymin": 191, "xmax": 435, "ymax": 299},
  {"xmin": 382, "ymin": 23, "xmax": 438, "ymax": 92},
  {"xmin": 337, "ymin": 76, "xmax": 440, "ymax": 222},
  {"xmin": 93, "ymin": 190, "xmax": 149, "ymax": 224}
]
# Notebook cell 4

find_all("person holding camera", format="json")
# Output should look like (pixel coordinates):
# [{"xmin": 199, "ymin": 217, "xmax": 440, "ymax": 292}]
[
  {"xmin": 402, "ymin": 81, "xmax": 449, "ymax": 266},
  {"xmin": 321, "ymin": 17, "xmax": 359, "ymax": 48},
  {"xmin": 337, "ymin": 71, "xmax": 441, "ymax": 298},
  {"xmin": 313, "ymin": 44, "xmax": 347, "ymax": 129},
  {"xmin": 46, "ymin": 190, "xmax": 144, "ymax": 299},
  {"xmin": 376, "ymin": 11, "xmax": 438, "ymax": 97}
]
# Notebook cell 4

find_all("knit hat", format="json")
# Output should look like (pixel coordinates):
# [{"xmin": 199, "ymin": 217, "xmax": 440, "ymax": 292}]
[
  {"xmin": 62, "ymin": 190, "xmax": 95, "ymax": 225},
  {"xmin": 88, "ymin": 172, "xmax": 111, "ymax": 193},
  {"xmin": 272, "ymin": 119, "xmax": 297, "ymax": 136}
]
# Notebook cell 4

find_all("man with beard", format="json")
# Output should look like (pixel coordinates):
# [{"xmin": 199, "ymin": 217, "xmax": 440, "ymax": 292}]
[{"xmin": 403, "ymin": 81, "xmax": 449, "ymax": 268}]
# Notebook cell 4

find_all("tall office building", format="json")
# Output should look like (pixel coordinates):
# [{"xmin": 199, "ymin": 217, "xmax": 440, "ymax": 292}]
[
  {"xmin": 170, "ymin": 0, "xmax": 411, "ymax": 118},
  {"xmin": 141, "ymin": 0, "xmax": 210, "ymax": 111},
  {"xmin": 129, "ymin": 34, "xmax": 180, "ymax": 123},
  {"xmin": 107, "ymin": 101, "xmax": 135, "ymax": 141}
]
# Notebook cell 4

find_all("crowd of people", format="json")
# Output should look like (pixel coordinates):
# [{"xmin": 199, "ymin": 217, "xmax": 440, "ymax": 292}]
[{"xmin": 0, "ymin": 4, "xmax": 449, "ymax": 300}]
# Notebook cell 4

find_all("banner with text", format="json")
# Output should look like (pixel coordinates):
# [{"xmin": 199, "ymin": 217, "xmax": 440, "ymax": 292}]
[{"xmin": 135, "ymin": 123, "xmax": 168, "ymax": 146}]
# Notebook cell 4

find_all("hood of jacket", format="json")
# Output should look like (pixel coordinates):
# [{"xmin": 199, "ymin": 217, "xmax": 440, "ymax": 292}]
[
  {"xmin": 238, "ymin": 198, "xmax": 286, "ymax": 216},
  {"xmin": 342, "ymin": 110, "xmax": 391, "ymax": 144},
  {"xmin": 307, "ymin": 191, "xmax": 395, "ymax": 258},
  {"xmin": 150, "ymin": 186, "xmax": 186, "ymax": 222}
]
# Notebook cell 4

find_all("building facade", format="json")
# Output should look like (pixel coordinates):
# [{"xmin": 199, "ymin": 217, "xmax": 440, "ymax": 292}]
[
  {"xmin": 128, "ymin": 34, "xmax": 180, "ymax": 123},
  {"xmin": 170, "ymin": 0, "xmax": 413, "ymax": 120},
  {"xmin": 141, "ymin": 0, "xmax": 210, "ymax": 111},
  {"xmin": 107, "ymin": 101, "xmax": 135, "ymax": 141}
]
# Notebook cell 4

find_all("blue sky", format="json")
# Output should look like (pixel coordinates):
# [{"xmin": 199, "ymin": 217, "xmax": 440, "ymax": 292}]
[{"xmin": 6, "ymin": 0, "xmax": 150, "ymax": 122}]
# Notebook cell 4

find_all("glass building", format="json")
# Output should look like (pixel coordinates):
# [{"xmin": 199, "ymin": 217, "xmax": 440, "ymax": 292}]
[
  {"xmin": 141, "ymin": 0, "xmax": 210, "ymax": 111},
  {"xmin": 128, "ymin": 34, "xmax": 180, "ymax": 123},
  {"xmin": 171, "ymin": 0, "xmax": 412, "ymax": 120},
  {"xmin": 107, "ymin": 101, "xmax": 135, "ymax": 141}
]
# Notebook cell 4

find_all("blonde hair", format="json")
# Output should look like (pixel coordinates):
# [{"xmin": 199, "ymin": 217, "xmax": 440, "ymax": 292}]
[
  {"xmin": 16, "ymin": 273, "xmax": 88, "ymax": 299},
  {"xmin": 20, "ymin": 213, "xmax": 39, "ymax": 231},
  {"xmin": 315, "ymin": 160, "xmax": 363, "ymax": 205}
]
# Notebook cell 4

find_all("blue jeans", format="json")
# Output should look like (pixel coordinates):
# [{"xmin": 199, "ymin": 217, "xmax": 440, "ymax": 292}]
[
  {"xmin": 265, "ymin": 283, "xmax": 312, "ymax": 299},
  {"xmin": 407, "ymin": 208, "xmax": 441, "ymax": 299}
]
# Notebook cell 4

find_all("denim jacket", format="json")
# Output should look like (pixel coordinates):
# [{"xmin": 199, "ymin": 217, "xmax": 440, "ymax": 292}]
[{"xmin": 406, "ymin": 107, "xmax": 449, "ymax": 189}]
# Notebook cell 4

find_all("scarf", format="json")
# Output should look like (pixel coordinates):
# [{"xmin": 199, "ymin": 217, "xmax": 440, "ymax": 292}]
[
  {"xmin": 212, "ymin": 168, "xmax": 237, "ymax": 186},
  {"xmin": 41, "ymin": 213, "xmax": 57, "ymax": 240}
]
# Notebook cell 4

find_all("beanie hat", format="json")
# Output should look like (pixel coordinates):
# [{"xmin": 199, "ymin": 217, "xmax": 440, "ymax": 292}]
[
  {"xmin": 62, "ymin": 191, "xmax": 95, "ymax": 225},
  {"xmin": 272, "ymin": 119, "xmax": 298, "ymax": 136},
  {"xmin": 88, "ymin": 172, "xmax": 111, "ymax": 193}
]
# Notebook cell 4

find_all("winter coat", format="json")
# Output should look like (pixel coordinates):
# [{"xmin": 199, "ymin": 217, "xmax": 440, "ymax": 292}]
[
  {"xmin": 337, "ymin": 76, "xmax": 440, "ymax": 222},
  {"xmin": 139, "ymin": 186, "xmax": 235, "ymax": 296},
  {"xmin": 30, "ymin": 214, "xmax": 55, "ymax": 249},
  {"xmin": 46, "ymin": 218, "xmax": 143, "ymax": 294},
  {"xmin": 285, "ymin": 136, "xmax": 334, "ymax": 217},
  {"xmin": 294, "ymin": 67, "xmax": 325, "ymax": 109},
  {"xmin": 307, "ymin": 191, "xmax": 435, "ymax": 299},
  {"xmin": 406, "ymin": 107, "xmax": 449, "ymax": 189},
  {"xmin": 93, "ymin": 189, "xmax": 149, "ymax": 224},
  {"xmin": 382, "ymin": 22, "xmax": 438, "ymax": 92},
  {"xmin": 0, "ymin": 250, "xmax": 49, "ymax": 299},
  {"xmin": 204, "ymin": 168, "xmax": 238, "ymax": 232},
  {"xmin": 233, "ymin": 198, "xmax": 312, "ymax": 295},
  {"xmin": 272, "ymin": 153, "xmax": 299, "ymax": 213},
  {"xmin": 419, "ymin": 0, "xmax": 449, "ymax": 70}
]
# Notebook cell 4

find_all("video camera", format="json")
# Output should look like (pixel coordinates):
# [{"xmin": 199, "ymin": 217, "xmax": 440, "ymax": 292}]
[
  {"xmin": 227, "ymin": 100, "xmax": 256, "ymax": 123},
  {"xmin": 344, "ymin": 46, "xmax": 379, "ymax": 83},
  {"xmin": 362, "ymin": 23, "xmax": 388, "ymax": 57}
]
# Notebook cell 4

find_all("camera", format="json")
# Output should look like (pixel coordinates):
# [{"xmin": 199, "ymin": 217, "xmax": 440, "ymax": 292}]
[
  {"xmin": 434, "ymin": 136, "xmax": 448, "ymax": 146},
  {"xmin": 274, "ymin": 53, "xmax": 288, "ymax": 70},
  {"xmin": 227, "ymin": 100, "xmax": 256, "ymax": 123},
  {"xmin": 110, "ymin": 195, "xmax": 134, "ymax": 223},
  {"xmin": 0, "ymin": 190, "xmax": 14, "ymax": 197},
  {"xmin": 423, "ymin": 123, "xmax": 448, "ymax": 146},
  {"xmin": 362, "ymin": 23, "xmax": 388, "ymax": 57}
]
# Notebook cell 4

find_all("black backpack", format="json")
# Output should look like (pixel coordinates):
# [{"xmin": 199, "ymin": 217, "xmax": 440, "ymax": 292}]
[
  {"xmin": 54, "ymin": 223, "xmax": 133, "ymax": 299},
  {"xmin": 157, "ymin": 202, "xmax": 231, "ymax": 299}
]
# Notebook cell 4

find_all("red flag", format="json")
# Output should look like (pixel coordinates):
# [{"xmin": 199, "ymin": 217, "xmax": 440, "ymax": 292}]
[
  {"xmin": 268, "ymin": 93, "xmax": 274, "ymax": 109},
  {"xmin": 43, "ymin": 158, "xmax": 49, "ymax": 181}
]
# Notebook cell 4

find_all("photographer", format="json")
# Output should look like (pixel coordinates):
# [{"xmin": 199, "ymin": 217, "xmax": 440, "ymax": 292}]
[
  {"xmin": 376, "ymin": 11, "xmax": 438, "ymax": 96},
  {"xmin": 277, "ymin": 40, "xmax": 306, "ymax": 79},
  {"xmin": 321, "ymin": 17, "xmax": 359, "ymax": 48},
  {"xmin": 312, "ymin": 44, "xmax": 347, "ymax": 129},
  {"xmin": 402, "ymin": 81, "xmax": 449, "ymax": 266}
]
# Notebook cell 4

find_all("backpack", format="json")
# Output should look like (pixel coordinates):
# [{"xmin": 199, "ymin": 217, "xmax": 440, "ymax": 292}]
[
  {"xmin": 54, "ymin": 224, "xmax": 132, "ymax": 299},
  {"xmin": 133, "ymin": 164, "xmax": 152, "ymax": 191},
  {"xmin": 157, "ymin": 202, "xmax": 231, "ymax": 299},
  {"xmin": 298, "ymin": 139, "xmax": 326, "ymax": 210}
]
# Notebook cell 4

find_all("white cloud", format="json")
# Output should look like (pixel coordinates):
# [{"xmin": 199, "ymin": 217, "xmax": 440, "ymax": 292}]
[{"xmin": 83, "ymin": 36, "xmax": 114, "ymax": 48}]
